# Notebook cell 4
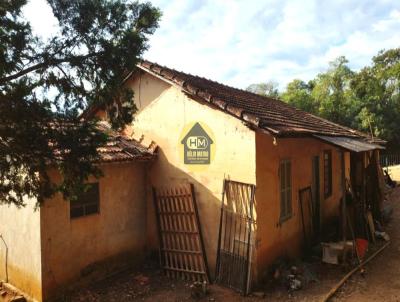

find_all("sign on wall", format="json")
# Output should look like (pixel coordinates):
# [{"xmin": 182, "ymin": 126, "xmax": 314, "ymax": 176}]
[{"xmin": 179, "ymin": 122, "xmax": 215, "ymax": 170}]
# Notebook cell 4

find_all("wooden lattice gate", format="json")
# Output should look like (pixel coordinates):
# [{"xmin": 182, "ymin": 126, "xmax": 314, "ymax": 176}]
[
  {"xmin": 152, "ymin": 184, "xmax": 210, "ymax": 282},
  {"xmin": 215, "ymin": 180, "xmax": 256, "ymax": 295}
]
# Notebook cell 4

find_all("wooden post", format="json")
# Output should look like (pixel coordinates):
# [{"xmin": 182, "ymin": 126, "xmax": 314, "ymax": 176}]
[
  {"xmin": 215, "ymin": 179, "xmax": 226, "ymax": 282},
  {"xmin": 341, "ymin": 151, "xmax": 347, "ymax": 262},
  {"xmin": 191, "ymin": 183, "xmax": 211, "ymax": 282},
  {"xmin": 152, "ymin": 187, "xmax": 164, "ymax": 270}
]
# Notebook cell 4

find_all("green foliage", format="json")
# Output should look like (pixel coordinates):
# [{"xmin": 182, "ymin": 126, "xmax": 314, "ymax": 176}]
[
  {"xmin": 351, "ymin": 49, "xmax": 400, "ymax": 149},
  {"xmin": 248, "ymin": 48, "xmax": 400, "ymax": 148},
  {"xmin": 281, "ymin": 79, "xmax": 315, "ymax": 113},
  {"xmin": 0, "ymin": 0, "xmax": 161, "ymax": 206},
  {"xmin": 311, "ymin": 56, "xmax": 356, "ymax": 126}
]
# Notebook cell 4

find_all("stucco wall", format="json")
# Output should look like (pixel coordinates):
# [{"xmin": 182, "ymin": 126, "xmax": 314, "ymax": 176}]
[
  {"xmin": 126, "ymin": 72, "xmax": 257, "ymax": 277},
  {"xmin": 255, "ymin": 131, "xmax": 350, "ymax": 279},
  {"xmin": 40, "ymin": 162, "xmax": 148, "ymax": 300},
  {"xmin": 0, "ymin": 197, "xmax": 42, "ymax": 301},
  {"xmin": 388, "ymin": 164, "xmax": 400, "ymax": 181}
]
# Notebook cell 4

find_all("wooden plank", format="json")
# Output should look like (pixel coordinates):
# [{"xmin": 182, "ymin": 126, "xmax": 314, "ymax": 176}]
[
  {"xmin": 182, "ymin": 185, "xmax": 197, "ymax": 281},
  {"xmin": 367, "ymin": 211, "xmax": 376, "ymax": 243},
  {"xmin": 153, "ymin": 184, "xmax": 209, "ymax": 282}
]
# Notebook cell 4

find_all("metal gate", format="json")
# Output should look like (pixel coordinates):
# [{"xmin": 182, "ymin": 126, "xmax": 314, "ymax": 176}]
[
  {"xmin": 152, "ymin": 183, "xmax": 210, "ymax": 282},
  {"xmin": 215, "ymin": 180, "xmax": 256, "ymax": 295}
]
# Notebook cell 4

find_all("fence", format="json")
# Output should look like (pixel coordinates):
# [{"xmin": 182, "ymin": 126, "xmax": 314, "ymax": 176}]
[{"xmin": 380, "ymin": 154, "xmax": 400, "ymax": 167}]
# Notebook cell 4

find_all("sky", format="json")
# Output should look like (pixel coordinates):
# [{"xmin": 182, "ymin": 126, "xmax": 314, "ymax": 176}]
[{"xmin": 23, "ymin": 0, "xmax": 400, "ymax": 90}]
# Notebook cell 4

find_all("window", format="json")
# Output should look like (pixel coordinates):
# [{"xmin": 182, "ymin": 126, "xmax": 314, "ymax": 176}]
[
  {"xmin": 70, "ymin": 183, "xmax": 100, "ymax": 219},
  {"xmin": 324, "ymin": 150, "xmax": 332, "ymax": 198},
  {"xmin": 279, "ymin": 159, "xmax": 292, "ymax": 221}
]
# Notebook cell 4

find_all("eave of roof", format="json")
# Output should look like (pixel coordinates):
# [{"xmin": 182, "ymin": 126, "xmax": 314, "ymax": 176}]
[
  {"xmin": 137, "ymin": 61, "xmax": 380, "ymax": 142},
  {"xmin": 313, "ymin": 135, "xmax": 385, "ymax": 153}
]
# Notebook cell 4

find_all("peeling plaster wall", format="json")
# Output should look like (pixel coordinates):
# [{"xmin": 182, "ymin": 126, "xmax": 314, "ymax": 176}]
[
  {"xmin": 126, "ymin": 72, "xmax": 257, "ymax": 277},
  {"xmin": 40, "ymin": 162, "xmax": 148, "ymax": 301},
  {"xmin": 255, "ymin": 131, "xmax": 350, "ymax": 279},
  {"xmin": 0, "ymin": 198, "xmax": 42, "ymax": 301}
]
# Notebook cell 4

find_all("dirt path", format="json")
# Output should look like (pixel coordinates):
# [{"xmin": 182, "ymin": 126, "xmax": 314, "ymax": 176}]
[
  {"xmin": 333, "ymin": 187, "xmax": 400, "ymax": 302},
  {"xmin": 70, "ymin": 187, "xmax": 400, "ymax": 302}
]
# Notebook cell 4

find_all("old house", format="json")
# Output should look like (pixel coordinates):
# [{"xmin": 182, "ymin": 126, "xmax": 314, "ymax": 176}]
[
  {"xmin": 0, "ymin": 61, "xmax": 384, "ymax": 301},
  {"xmin": 0, "ymin": 123, "xmax": 156, "ymax": 301},
  {"xmin": 123, "ymin": 61, "xmax": 384, "ymax": 291}
]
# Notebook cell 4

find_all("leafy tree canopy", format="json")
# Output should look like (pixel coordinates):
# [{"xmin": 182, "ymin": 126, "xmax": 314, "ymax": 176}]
[
  {"xmin": 248, "ymin": 48, "xmax": 400, "ymax": 150},
  {"xmin": 281, "ymin": 79, "xmax": 315, "ymax": 113},
  {"xmin": 0, "ymin": 0, "xmax": 161, "ymax": 206}
]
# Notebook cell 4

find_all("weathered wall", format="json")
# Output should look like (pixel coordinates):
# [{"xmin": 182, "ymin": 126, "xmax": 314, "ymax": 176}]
[
  {"xmin": 126, "ymin": 72, "xmax": 257, "ymax": 277},
  {"xmin": 254, "ymin": 131, "xmax": 350, "ymax": 279},
  {"xmin": 388, "ymin": 164, "xmax": 400, "ymax": 181},
  {"xmin": 40, "ymin": 162, "xmax": 148, "ymax": 300},
  {"xmin": 0, "ymin": 197, "xmax": 42, "ymax": 301}
]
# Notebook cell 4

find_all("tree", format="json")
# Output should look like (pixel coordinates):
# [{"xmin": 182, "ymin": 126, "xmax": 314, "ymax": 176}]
[
  {"xmin": 0, "ymin": 0, "xmax": 161, "ymax": 206},
  {"xmin": 351, "ymin": 48, "xmax": 400, "ymax": 148},
  {"xmin": 278, "ymin": 50, "xmax": 400, "ymax": 148},
  {"xmin": 311, "ymin": 56, "xmax": 357, "ymax": 126},
  {"xmin": 246, "ymin": 81, "xmax": 279, "ymax": 98},
  {"xmin": 281, "ymin": 79, "xmax": 315, "ymax": 113}
]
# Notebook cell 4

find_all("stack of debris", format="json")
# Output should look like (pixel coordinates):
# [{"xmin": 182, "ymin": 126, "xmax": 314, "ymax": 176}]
[{"xmin": 267, "ymin": 259, "xmax": 318, "ymax": 293}]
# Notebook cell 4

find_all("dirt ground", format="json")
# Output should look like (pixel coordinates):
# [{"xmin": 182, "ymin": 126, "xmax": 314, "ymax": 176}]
[
  {"xmin": 333, "ymin": 186, "xmax": 400, "ymax": 301},
  {"xmin": 66, "ymin": 176, "xmax": 400, "ymax": 302}
]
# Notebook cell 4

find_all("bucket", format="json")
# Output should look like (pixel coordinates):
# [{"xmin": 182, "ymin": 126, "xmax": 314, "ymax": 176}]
[{"xmin": 356, "ymin": 238, "xmax": 368, "ymax": 259}]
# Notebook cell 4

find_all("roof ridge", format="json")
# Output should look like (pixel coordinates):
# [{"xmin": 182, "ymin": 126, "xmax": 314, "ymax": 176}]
[{"xmin": 137, "ymin": 60, "xmax": 371, "ymax": 139}]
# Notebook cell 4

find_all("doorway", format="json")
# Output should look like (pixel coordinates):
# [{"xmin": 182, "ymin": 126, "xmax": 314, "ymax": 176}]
[{"xmin": 215, "ymin": 180, "xmax": 256, "ymax": 295}]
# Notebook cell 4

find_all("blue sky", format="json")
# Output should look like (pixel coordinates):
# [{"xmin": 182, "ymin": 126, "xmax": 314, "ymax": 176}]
[{"xmin": 24, "ymin": 0, "xmax": 400, "ymax": 90}]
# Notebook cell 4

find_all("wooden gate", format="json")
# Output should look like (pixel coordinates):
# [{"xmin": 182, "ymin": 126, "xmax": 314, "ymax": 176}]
[
  {"xmin": 152, "ymin": 184, "xmax": 210, "ymax": 282},
  {"xmin": 215, "ymin": 180, "xmax": 256, "ymax": 295},
  {"xmin": 299, "ymin": 186, "xmax": 314, "ymax": 249}
]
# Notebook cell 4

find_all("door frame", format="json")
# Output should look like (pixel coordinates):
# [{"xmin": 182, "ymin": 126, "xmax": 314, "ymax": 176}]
[{"xmin": 311, "ymin": 155, "xmax": 321, "ymax": 239}]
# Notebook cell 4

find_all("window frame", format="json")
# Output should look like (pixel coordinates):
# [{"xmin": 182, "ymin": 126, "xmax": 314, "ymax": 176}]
[
  {"xmin": 323, "ymin": 150, "xmax": 332, "ymax": 198},
  {"xmin": 70, "ymin": 182, "xmax": 100, "ymax": 219},
  {"xmin": 279, "ymin": 159, "xmax": 292, "ymax": 222}
]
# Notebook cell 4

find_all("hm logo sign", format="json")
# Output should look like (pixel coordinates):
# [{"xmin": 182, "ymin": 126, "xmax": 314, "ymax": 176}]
[
  {"xmin": 181, "ymin": 122, "xmax": 213, "ymax": 165},
  {"xmin": 186, "ymin": 136, "xmax": 209, "ymax": 150}
]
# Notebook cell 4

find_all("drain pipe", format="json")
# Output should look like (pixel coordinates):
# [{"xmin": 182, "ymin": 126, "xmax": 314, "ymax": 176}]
[{"xmin": 0, "ymin": 234, "xmax": 8, "ymax": 283}]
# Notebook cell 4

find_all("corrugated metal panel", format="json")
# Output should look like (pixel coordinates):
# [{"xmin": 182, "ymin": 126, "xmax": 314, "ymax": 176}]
[{"xmin": 313, "ymin": 135, "xmax": 385, "ymax": 152}]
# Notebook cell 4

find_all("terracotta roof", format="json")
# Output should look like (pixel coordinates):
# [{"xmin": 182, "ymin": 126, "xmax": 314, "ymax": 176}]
[
  {"xmin": 96, "ymin": 122, "xmax": 156, "ymax": 162},
  {"xmin": 137, "ymin": 61, "xmax": 369, "ymax": 139}
]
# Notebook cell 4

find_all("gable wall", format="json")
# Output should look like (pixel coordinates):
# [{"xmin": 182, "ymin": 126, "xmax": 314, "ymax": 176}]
[{"xmin": 126, "ymin": 72, "xmax": 257, "ymax": 277}]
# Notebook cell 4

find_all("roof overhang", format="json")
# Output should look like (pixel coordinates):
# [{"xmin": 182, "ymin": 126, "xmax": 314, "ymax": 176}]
[{"xmin": 313, "ymin": 135, "xmax": 385, "ymax": 152}]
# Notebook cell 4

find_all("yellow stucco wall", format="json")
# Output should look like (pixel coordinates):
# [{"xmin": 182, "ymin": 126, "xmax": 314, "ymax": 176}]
[
  {"xmin": 0, "ymin": 198, "xmax": 42, "ymax": 301},
  {"xmin": 255, "ymin": 131, "xmax": 350, "ymax": 278},
  {"xmin": 388, "ymin": 164, "xmax": 400, "ymax": 181},
  {"xmin": 40, "ymin": 162, "xmax": 148, "ymax": 300},
  {"xmin": 126, "ymin": 72, "xmax": 257, "ymax": 277}
]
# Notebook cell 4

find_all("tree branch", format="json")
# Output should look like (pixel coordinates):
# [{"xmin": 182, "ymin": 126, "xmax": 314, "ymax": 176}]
[{"xmin": 0, "ymin": 53, "xmax": 101, "ymax": 84}]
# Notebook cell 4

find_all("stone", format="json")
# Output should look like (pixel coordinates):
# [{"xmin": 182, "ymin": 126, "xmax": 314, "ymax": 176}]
[{"xmin": 134, "ymin": 274, "xmax": 150, "ymax": 286}]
